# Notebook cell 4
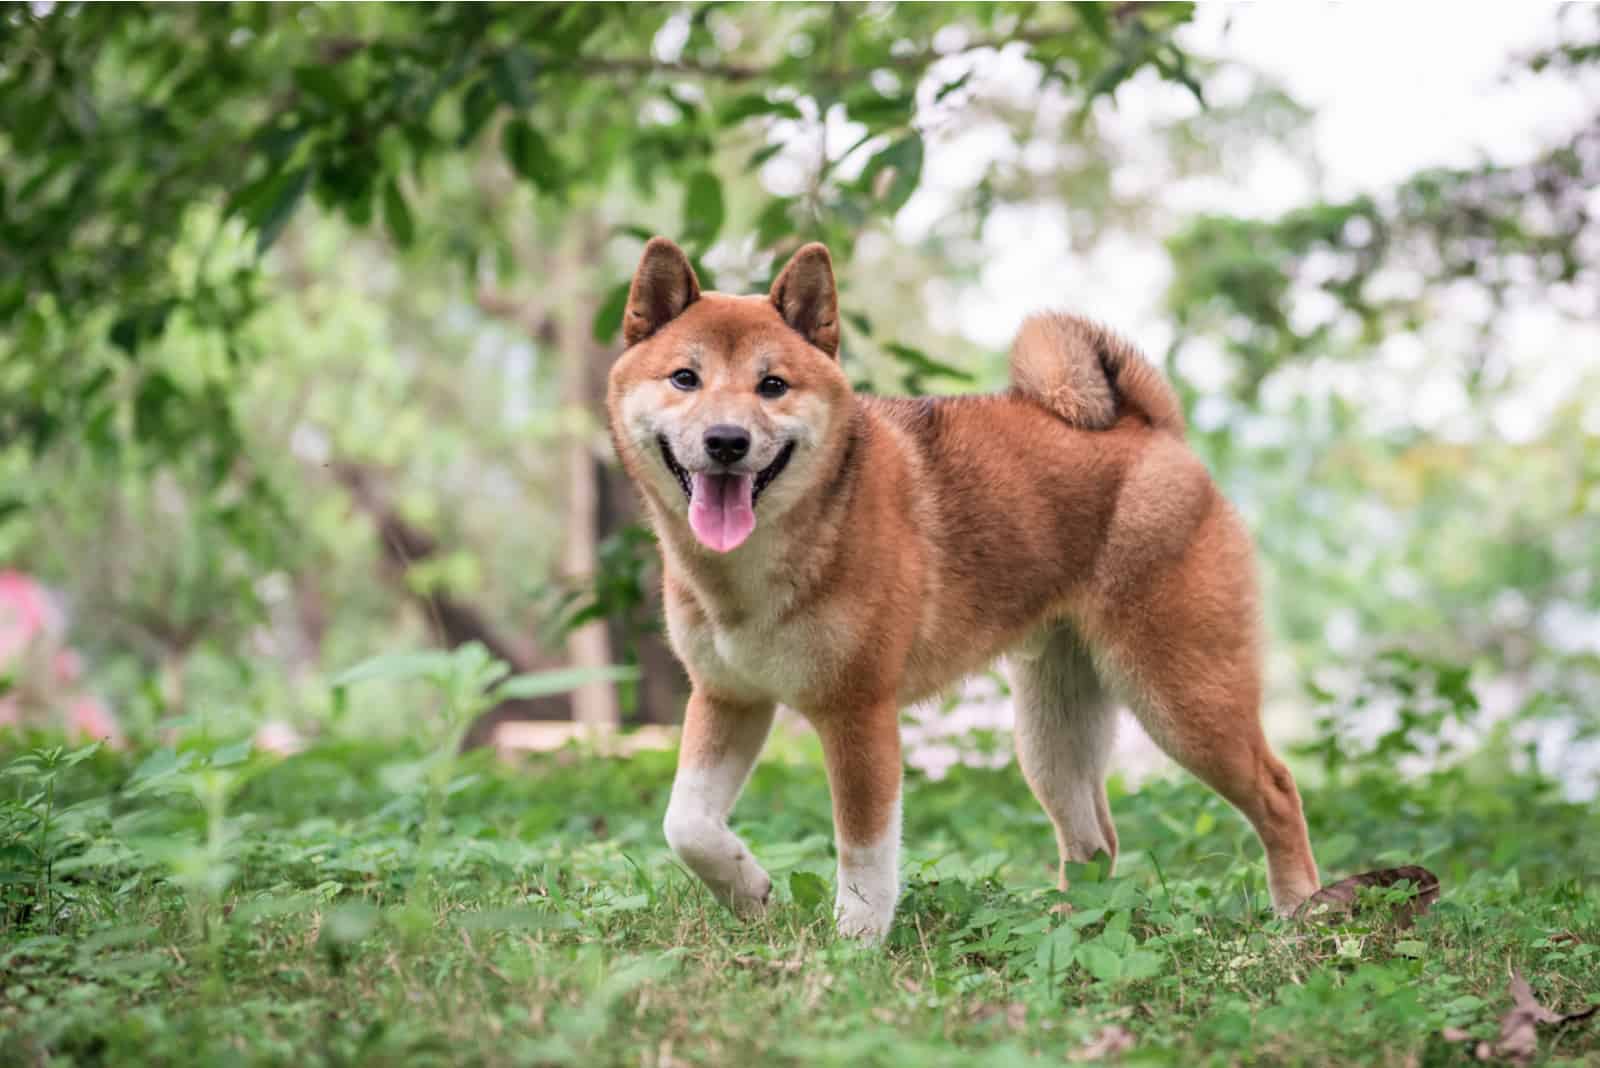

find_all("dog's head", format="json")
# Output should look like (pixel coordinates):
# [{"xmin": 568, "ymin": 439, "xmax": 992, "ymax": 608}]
[{"xmin": 607, "ymin": 237, "xmax": 853, "ymax": 553}]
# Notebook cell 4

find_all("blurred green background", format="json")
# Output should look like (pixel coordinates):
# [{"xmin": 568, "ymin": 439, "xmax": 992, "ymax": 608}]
[{"xmin": 2, "ymin": 2, "xmax": 1597, "ymax": 794}]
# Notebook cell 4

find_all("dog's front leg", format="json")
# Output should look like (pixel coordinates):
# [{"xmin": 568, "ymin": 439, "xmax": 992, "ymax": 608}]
[
  {"xmin": 663, "ymin": 690, "xmax": 776, "ymax": 916},
  {"xmin": 816, "ymin": 701, "xmax": 902, "ymax": 943}
]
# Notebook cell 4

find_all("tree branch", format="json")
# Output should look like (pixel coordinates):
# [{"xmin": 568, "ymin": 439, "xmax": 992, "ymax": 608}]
[{"xmin": 546, "ymin": 24, "xmax": 1088, "ymax": 84}]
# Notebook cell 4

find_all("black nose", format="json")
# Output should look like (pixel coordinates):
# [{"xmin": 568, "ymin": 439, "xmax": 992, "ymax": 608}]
[{"xmin": 703, "ymin": 424, "xmax": 751, "ymax": 465}]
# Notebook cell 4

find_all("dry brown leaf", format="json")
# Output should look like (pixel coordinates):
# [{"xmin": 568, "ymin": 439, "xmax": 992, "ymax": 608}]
[
  {"xmin": 968, "ymin": 1001, "xmax": 1028, "ymax": 1032},
  {"xmin": 1296, "ymin": 865, "xmax": 1440, "ymax": 928},
  {"xmin": 1440, "ymin": 970, "xmax": 1599, "ymax": 1066},
  {"xmin": 730, "ymin": 954, "xmax": 802, "ymax": 973},
  {"xmin": 1068, "ymin": 1025, "xmax": 1136, "ymax": 1062}
]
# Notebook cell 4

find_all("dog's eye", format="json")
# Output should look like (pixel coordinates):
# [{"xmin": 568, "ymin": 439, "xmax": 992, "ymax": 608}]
[
  {"xmin": 669, "ymin": 369, "xmax": 699, "ymax": 391},
  {"xmin": 757, "ymin": 375, "xmax": 788, "ymax": 399}
]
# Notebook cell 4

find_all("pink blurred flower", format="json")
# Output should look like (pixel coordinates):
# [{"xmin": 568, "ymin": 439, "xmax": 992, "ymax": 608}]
[
  {"xmin": 253, "ymin": 721, "xmax": 306, "ymax": 757},
  {"xmin": 52, "ymin": 648, "xmax": 84, "ymax": 685},
  {"xmin": 0, "ymin": 569, "xmax": 62, "ymax": 663},
  {"xmin": 0, "ymin": 570, "xmax": 123, "ymax": 747},
  {"xmin": 66, "ymin": 696, "xmax": 124, "ymax": 750}
]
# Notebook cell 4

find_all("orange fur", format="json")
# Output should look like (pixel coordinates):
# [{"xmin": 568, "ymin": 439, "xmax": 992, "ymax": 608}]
[{"xmin": 607, "ymin": 238, "xmax": 1320, "ymax": 940}]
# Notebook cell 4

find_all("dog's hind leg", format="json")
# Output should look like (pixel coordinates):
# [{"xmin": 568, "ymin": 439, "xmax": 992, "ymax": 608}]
[
  {"xmin": 1010, "ymin": 625, "xmax": 1120, "ymax": 889},
  {"xmin": 1085, "ymin": 500, "xmax": 1321, "ymax": 915},
  {"xmin": 1116, "ymin": 669, "xmax": 1320, "ymax": 914},
  {"xmin": 663, "ymin": 691, "xmax": 776, "ymax": 916}
]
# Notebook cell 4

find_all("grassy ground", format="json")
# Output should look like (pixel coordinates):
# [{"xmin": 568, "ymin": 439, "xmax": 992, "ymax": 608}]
[{"xmin": 2, "ymin": 728, "xmax": 1597, "ymax": 1067}]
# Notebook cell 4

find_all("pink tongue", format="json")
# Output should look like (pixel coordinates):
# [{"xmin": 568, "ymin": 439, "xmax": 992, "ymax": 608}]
[{"xmin": 688, "ymin": 472, "xmax": 756, "ymax": 552}]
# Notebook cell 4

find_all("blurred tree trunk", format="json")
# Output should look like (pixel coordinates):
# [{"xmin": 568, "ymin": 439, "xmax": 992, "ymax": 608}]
[
  {"xmin": 330, "ymin": 460, "xmax": 573, "ymax": 744},
  {"xmin": 563, "ymin": 221, "xmax": 687, "ymax": 726},
  {"xmin": 555, "ymin": 221, "xmax": 622, "ymax": 728},
  {"xmin": 483, "ymin": 214, "xmax": 687, "ymax": 728},
  {"xmin": 596, "ymin": 457, "xmax": 687, "ymax": 724}
]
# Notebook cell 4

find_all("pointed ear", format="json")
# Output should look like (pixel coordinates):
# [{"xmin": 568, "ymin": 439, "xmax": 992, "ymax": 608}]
[
  {"xmin": 624, "ymin": 237, "xmax": 701, "ymax": 346},
  {"xmin": 769, "ymin": 242, "xmax": 839, "ymax": 357}
]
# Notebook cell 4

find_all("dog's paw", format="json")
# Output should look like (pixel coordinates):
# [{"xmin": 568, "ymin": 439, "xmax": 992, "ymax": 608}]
[
  {"xmin": 727, "ymin": 866, "xmax": 773, "ymax": 919},
  {"xmin": 835, "ymin": 898, "xmax": 894, "ymax": 944}
]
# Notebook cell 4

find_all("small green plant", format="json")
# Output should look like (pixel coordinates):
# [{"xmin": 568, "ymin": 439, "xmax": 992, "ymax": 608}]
[
  {"xmin": 0, "ymin": 741, "xmax": 102, "ymax": 932},
  {"xmin": 330, "ymin": 643, "xmax": 637, "ymax": 933}
]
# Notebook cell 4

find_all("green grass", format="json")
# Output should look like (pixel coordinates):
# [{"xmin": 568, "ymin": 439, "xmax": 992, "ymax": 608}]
[{"xmin": 2, "ymin": 731, "xmax": 1597, "ymax": 1067}]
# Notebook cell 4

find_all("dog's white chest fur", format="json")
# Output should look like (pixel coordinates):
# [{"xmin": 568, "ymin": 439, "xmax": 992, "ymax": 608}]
[{"xmin": 665, "ymin": 590, "xmax": 847, "ymax": 709}]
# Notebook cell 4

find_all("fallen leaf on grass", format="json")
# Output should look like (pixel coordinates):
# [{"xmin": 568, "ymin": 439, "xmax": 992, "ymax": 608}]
[
  {"xmin": 1441, "ymin": 970, "xmax": 1599, "ymax": 1066},
  {"xmin": 1297, "ymin": 865, "xmax": 1440, "ymax": 928},
  {"xmin": 1068, "ymin": 1025, "xmax": 1135, "ymax": 1061},
  {"xmin": 968, "ymin": 1001, "xmax": 1028, "ymax": 1032}
]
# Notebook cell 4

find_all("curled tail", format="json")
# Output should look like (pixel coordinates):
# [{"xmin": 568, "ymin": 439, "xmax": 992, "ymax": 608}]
[{"xmin": 1009, "ymin": 312, "xmax": 1185, "ymax": 435}]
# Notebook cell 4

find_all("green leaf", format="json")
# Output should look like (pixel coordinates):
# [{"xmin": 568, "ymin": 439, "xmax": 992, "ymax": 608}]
[
  {"xmin": 0, "ymin": 495, "xmax": 24, "ymax": 529},
  {"xmin": 717, "ymin": 93, "xmax": 803, "ymax": 125},
  {"xmin": 592, "ymin": 280, "xmax": 631, "ymax": 344},
  {"xmin": 1034, "ymin": 925, "xmax": 1080, "ymax": 975},
  {"xmin": 746, "ymin": 142, "xmax": 786, "ymax": 171},
  {"xmin": 128, "ymin": 748, "xmax": 179, "ymax": 785},
  {"xmin": 789, "ymin": 870, "xmax": 828, "ymax": 911},
  {"xmin": 884, "ymin": 342, "xmax": 975, "ymax": 384},
  {"xmin": 109, "ymin": 300, "xmax": 177, "ymax": 356},
  {"xmin": 613, "ymin": 223, "xmax": 658, "ymax": 243},
  {"xmin": 843, "ymin": 89, "xmax": 914, "ymax": 128},
  {"xmin": 682, "ymin": 170, "xmax": 725, "ymax": 250},
  {"xmin": 503, "ymin": 119, "xmax": 562, "ymax": 192},
  {"xmin": 253, "ymin": 166, "xmax": 313, "ymax": 254},
  {"xmin": 1393, "ymin": 940, "xmax": 1427, "ymax": 959},
  {"xmin": 1073, "ymin": 1, "xmax": 1112, "ymax": 41},
  {"xmin": 755, "ymin": 196, "xmax": 797, "ymax": 249},
  {"xmin": 1076, "ymin": 943, "xmax": 1123, "ymax": 982},
  {"xmin": 495, "ymin": 664, "xmax": 640, "ymax": 701},
  {"xmin": 862, "ymin": 134, "xmax": 923, "ymax": 215},
  {"xmin": 688, "ymin": 255, "xmax": 716, "ymax": 291},
  {"xmin": 491, "ymin": 48, "xmax": 538, "ymax": 110},
  {"xmin": 1121, "ymin": 949, "xmax": 1164, "ymax": 980},
  {"xmin": 320, "ymin": 902, "xmax": 380, "ymax": 946},
  {"xmin": 76, "ymin": 924, "xmax": 158, "ymax": 956},
  {"xmin": 382, "ymin": 178, "xmax": 414, "ymax": 248},
  {"xmin": 934, "ymin": 70, "xmax": 974, "ymax": 103},
  {"xmin": 329, "ymin": 650, "xmax": 457, "ymax": 688},
  {"xmin": 61, "ymin": 742, "xmax": 102, "ymax": 767},
  {"xmin": 291, "ymin": 65, "xmax": 350, "ymax": 110},
  {"xmin": 453, "ymin": 908, "xmax": 559, "ymax": 931},
  {"xmin": 212, "ymin": 739, "xmax": 253, "ymax": 768},
  {"xmin": 458, "ymin": 79, "xmax": 500, "ymax": 147}
]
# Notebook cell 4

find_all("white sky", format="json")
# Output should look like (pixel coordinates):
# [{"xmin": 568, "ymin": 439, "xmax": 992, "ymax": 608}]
[
  {"xmin": 903, "ymin": 3, "xmax": 1600, "ymax": 448},
  {"xmin": 1195, "ymin": 3, "xmax": 1596, "ymax": 198}
]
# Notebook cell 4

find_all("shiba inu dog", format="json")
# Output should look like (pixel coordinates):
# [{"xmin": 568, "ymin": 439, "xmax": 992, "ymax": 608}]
[{"xmin": 606, "ymin": 237, "xmax": 1321, "ymax": 941}]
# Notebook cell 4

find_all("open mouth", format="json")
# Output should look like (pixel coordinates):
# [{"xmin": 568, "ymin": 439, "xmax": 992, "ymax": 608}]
[
  {"xmin": 658, "ymin": 436, "xmax": 693, "ymax": 499},
  {"xmin": 656, "ymin": 437, "xmax": 795, "ymax": 553},
  {"xmin": 656, "ymin": 437, "xmax": 794, "ymax": 506}
]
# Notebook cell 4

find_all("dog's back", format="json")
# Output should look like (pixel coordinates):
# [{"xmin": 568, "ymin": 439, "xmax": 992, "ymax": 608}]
[{"xmin": 863, "ymin": 392, "xmax": 1218, "ymax": 699}]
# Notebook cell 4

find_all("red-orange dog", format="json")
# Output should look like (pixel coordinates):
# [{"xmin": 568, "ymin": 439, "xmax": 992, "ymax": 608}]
[{"xmin": 607, "ymin": 237, "xmax": 1320, "ymax": 941}]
